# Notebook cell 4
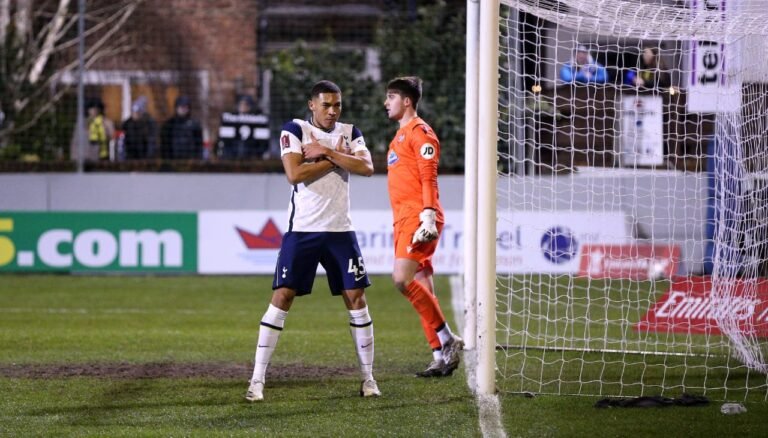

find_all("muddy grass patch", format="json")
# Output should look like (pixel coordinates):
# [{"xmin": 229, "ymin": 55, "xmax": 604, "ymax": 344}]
[{"xmin": 0, "ymin": 362, "xmax": 358, "ymax": 380}]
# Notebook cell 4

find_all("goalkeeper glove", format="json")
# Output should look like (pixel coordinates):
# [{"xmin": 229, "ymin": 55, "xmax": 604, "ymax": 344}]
[{"xmin": 412, "ymin": 208, "xmax": 438, "ymax": 243}]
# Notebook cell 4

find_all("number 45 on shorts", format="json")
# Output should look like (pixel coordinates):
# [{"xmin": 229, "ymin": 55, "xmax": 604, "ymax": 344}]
[{"xmin": 348, "ymin": 257, "xmax": 367, "ymax": 281}]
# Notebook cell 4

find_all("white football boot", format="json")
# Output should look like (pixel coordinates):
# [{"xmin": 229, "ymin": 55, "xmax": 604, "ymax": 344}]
[
  {"xmin": 360, "ymin": 379, "xmax": 382, "ymax": 397},
  {"xmin": 245, "ymin": 380, "xmax": 264, "ymax": 402}
]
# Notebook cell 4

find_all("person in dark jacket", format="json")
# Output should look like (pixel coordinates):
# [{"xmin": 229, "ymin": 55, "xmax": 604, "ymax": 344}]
[
  {"xmin": 121, "ymin": 96, "xmax": 158, "ymax": 160},
  {"xmin": 216, "ymin": 95, "xmax": 270, "ymax": 160},
  {"xmin": 161, "ymin": 95, "xmax": 203, "ymax": 159},
  {"xmin": 624, "ymin": 47, "xmax": 671, "ymax": 90}
]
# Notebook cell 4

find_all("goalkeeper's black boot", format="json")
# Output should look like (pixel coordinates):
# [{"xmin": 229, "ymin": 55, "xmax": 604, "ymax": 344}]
[
  {"xmin": 415, "ymin": 359, "xmax": 446, "ymax": 377},
  {"xmin": 441, "ymin": 335, "xmax": 464, "ymax": 372},
  {"xmin": 440, "ymin": 357, "xmax": 460, "ymax": 376}
]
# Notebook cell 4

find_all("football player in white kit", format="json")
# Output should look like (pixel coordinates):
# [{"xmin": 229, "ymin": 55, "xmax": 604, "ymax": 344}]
[{"xmin": 246, "ymin": 80, "xmax": 380, "ymax": 401}]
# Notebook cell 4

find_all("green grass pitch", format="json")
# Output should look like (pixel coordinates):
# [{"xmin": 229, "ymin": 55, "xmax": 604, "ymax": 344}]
[
  {"xmin": 496, "ymin": 276, "xmax": 768, "ymax": 399},
  {"xmin": 0, "ymin": 275, "xmax": 477, "ymax": 436},
  {"xmin": 1, "ymin": 274, "xmax": 768, "ymax": 436},
  {"xmin": 495, "ymin": 276, "xmax": 768, "ymax": 437}
]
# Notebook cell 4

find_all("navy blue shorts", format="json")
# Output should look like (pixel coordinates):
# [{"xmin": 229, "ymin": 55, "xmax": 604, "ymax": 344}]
[{"xmin": 272, "ymin": 231, "xmax": 371, "ymax": 296}]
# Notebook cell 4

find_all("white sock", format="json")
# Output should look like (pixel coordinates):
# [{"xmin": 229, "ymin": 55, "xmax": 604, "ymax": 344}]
[
  {"xmin": 436, "ymin": 322, "xmax": 454, "ymax": 346},
  {"xmin": 433, "ymin": 349, "xmax": 444, "ymax": 362},
  {"xmin": 251, "ymin": 304, "xmax": 288, "ymax": 383},
  {"xmin": 348, "ymin": 306, "xmax": 374, "ymax": 381}
]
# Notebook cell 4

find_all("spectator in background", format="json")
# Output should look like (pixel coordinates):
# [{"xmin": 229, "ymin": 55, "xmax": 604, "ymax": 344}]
[
  {"xmin": 161, "ymin": 95, "xmax": 203, "ymax": 159},
  {"xmin": 121, "ymin": 96, "xmax": 158, "ymax": 160},
  {"xmin": 625, "ymin": 47, "xmax": 671, "ymax": 90},
  {"xmin": 216, "ymin": 95, "xmax": 270, "ymax": 160},
  {"xmin": 560, "ymin": 44, "xmax": 608, "ymax": 84},
  {"xmin": 70, "ymin": 98, "xmax": 115, "ymax": 161}
]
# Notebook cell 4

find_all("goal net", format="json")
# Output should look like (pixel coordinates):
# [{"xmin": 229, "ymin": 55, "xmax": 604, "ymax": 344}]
[{"xmin": 490, "ymin": 0, "xmax": 768, "ymax": 400}]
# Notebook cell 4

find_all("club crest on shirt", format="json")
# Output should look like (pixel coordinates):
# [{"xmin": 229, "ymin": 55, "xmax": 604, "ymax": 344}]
[
  {"xmin": 398, "ymin": 134, "xmax": 405, "ymax": 143},
  {"xmin": 281, "ymin": 134, "xmax": 290, "ymax": 149},
  {"xmin": 387, "ymin": 150, "xmax": 399, "ymax": 165}
]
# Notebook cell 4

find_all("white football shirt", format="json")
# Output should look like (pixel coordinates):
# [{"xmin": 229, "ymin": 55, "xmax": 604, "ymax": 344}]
[{"xmin": 279, "ymin": 119, "xmax": 368, "ymax": 232}]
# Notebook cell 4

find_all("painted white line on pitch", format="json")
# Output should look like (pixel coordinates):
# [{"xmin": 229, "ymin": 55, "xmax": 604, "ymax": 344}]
[
  {"xmin": 0, "ymin": 307, "xmax": 250, "ymax": 315},
  {"xmin": 449, "ymin": 275, "xmax": 506, "ymax": 438}
]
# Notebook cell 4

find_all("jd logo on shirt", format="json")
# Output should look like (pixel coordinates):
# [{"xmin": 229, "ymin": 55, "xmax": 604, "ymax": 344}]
[{"xmin": 420, "ymin": 143, "xmax": 436, "ymax": 159}]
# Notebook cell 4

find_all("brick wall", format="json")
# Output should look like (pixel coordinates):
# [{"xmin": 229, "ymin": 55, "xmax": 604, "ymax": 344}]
[{"xmin": 95, "ymin": 0, "xmax": 260, "ymax": 139}]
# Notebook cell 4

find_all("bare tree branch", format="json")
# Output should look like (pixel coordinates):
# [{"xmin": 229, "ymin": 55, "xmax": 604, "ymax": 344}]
[
  {"xmin": 13, "ymin": 0, "xmax": 31, "ymax": 38},
  {"xmin": 80, "ymin": 2, "xmax": 138, "ymax": 62},
  {"xmin": 32, "ymin": 3, "xmax": 73, "ymax": 48},
  {"xmin": 29, "ymin": 0, "xmax": 72, "ymax": 84},
  {"xmin": 9, "ymin": 0, "xmax": 140, "ymax": 91},
  {"xmin": 54, "ymin": 1, "xmax": 141, "ymax": 53},
  {"xmin": 10, "ymin": 0, "xmax": 32, "ymax": 84},
  {"xmin": 1, "ymin": 0, "xmax": 143, "ymax": 148},
  {"xmin": 1, "ymin": 39, "xmax": 135, "ymax": 138},
  {"xmin": 0, "ymin": 83, "xmax": 70, "ymax": 138},
  {"xmin": 0, "ymin": 0, "xmax": 10, "ymax": 43}
]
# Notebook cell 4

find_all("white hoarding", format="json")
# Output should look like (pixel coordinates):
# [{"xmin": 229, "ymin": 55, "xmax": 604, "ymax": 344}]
[
  {"xmin": 620, "ymin": 95, "xmax": 664, "ymax": 167},
  {"xmin": 687, "ymin": 0, "xmax": 740, "ymax": 113},
  {"xmin": 198, "ymin": 210, "xmax": 629, "ymax": 275},
  {"xmin": 496, "ymin": 211, "xmax": 630, "ymax": 274},
  {"xmin": 198, "ymin": 210, "xmax": 286, "ymax": 274}
]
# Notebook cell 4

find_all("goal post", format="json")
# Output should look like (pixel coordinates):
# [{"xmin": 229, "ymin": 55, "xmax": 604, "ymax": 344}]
[
  {"xmin": 467, "ymin": 0, "xmax": 768, "ymax": 400},
  {"xmin": 475, "ymin": 0, "xmax": 500, "ymax": 396},
  {"xmin": 463, "ymin": 0, "xmax": 480, "ymax": 355}
]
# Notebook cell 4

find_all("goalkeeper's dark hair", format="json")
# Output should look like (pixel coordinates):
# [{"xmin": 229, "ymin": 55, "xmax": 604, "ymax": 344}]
[
  {"xmin": 387, "ymin": 76, "xmax": 422, "ymax": 109},
  {"xmin": 310, "ymin": 80, "xmax": 342, "ymax": 98}
]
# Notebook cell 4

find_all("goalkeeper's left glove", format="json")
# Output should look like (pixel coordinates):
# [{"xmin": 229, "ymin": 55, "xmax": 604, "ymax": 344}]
[{"xmin": 412, "ymin": 208, "xmax": 438, "ymax": 243}]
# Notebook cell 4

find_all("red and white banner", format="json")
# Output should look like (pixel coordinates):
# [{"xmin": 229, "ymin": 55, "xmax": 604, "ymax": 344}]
[
  {"xmin": 578, "ymin": 244, "xmax": 680, "ymax": 280},
  {"xmin": 636, "ymin": 276, "xmax": 768, "ymax": 337}
]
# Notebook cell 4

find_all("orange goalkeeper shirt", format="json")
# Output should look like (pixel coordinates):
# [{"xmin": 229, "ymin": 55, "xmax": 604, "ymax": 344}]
[{"xmin": 386, "ymin": 117, "xmax": 444, "ymax": 225}]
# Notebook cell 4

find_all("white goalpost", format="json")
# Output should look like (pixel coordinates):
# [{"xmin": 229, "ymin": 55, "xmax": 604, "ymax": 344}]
[{"xmin": 466, "ymin": 0, "xmax": 768, "ymax": 400}]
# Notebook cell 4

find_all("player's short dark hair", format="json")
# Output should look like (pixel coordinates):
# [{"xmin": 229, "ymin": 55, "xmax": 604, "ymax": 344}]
[
  {"xmin": 386, "ymin": 76, "xmax": 422, "ymax": 108},
  {"xmin": 310, "ymin": 80, "xmax": 341, "ymax": 98}
]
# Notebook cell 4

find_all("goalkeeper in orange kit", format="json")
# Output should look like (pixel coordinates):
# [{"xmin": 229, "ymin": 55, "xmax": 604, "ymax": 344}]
[{"xmin": 384, "ymin": 76, "xmax": 463, "ymax": 377}]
